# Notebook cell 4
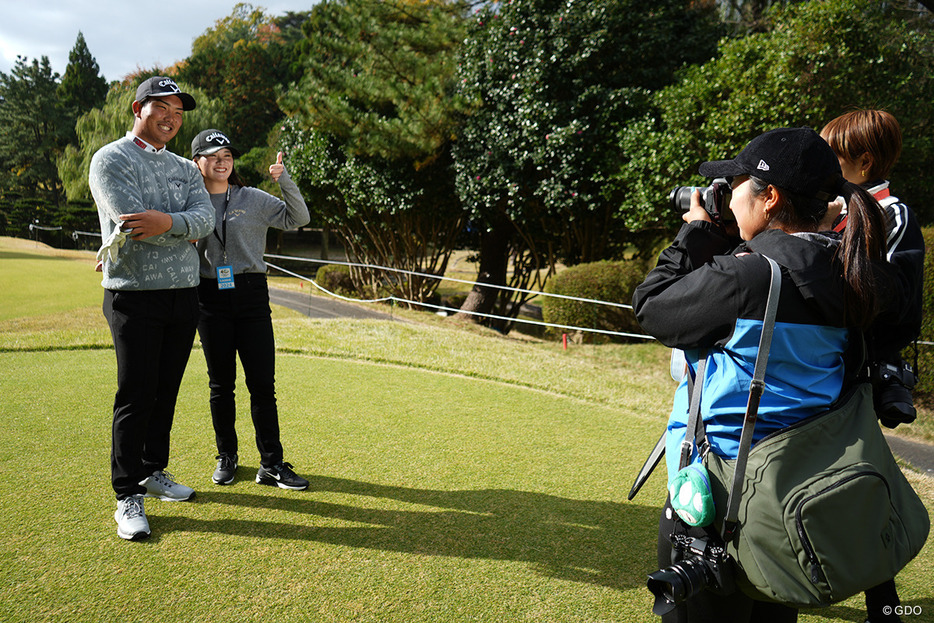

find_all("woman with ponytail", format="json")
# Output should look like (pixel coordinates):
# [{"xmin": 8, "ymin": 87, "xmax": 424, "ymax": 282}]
[{"xmin": 633, "ymin": 127, "xmax": 894, "ymax": 622}]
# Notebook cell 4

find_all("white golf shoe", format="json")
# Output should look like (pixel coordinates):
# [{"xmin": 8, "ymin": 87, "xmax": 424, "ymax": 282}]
[
  {"xmin": 140, "ymin": 470, "xmax": 196, "ymax": 502},
  {"xmin": 115, "ymin": 494, "xmax": 150, "ymax": 541}
]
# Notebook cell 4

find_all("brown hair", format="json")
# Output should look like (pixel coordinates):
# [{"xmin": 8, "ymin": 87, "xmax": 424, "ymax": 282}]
[{"xmin": 821, "ymin": 110, "xmax": 902, "ymax": 181}]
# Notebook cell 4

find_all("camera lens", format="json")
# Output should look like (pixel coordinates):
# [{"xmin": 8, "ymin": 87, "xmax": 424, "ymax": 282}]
[
  {"xmin": 647, "ymin": 558, "xmax": 712, "ymax": 616},
  {"xmin": 874, "ymin": 362, "xmax": 918, "ymax": 427},
  {"xmin": 877, "ymin": 381, "xmax": 917, "ymax": 426},
  {"xmin": 669, "ymin": 186, "xmax": 697, "ymax": 212}
]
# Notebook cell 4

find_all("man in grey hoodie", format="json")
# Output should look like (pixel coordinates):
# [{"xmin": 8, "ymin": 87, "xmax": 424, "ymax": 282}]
[{"xmin": 89, "ymin": 76, "xmax": 214, "ymax": 541}]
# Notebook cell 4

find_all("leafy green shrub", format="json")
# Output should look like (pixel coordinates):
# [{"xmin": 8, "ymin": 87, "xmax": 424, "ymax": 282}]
[
  {"xmin": 542, "ymin": 260, "xmax": 648, "ymax": 343},
  {"xmin": 914, "ymin": 227, "xmax": 934, "ymax": 398},
  {"xmin": 315, "ymin": 263, "xmax": 356, "ymax": 298}
]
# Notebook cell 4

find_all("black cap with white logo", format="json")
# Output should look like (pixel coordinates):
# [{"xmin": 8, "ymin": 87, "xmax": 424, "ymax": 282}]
[
  {"xmin": 135, "ymin": 76, "xmax": 197, "ymax": 111},
  {"xmin": 699, "ymin": 127, "xmax": 844, "ymax": 201},
  {"xmin": 191, "ymin": 129, "xmax": 241, "ymax": 158}
]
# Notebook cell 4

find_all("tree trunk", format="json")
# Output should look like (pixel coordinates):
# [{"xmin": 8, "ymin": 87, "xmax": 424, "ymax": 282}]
[
  {"xmin": 454, "ymin": 218, "xmax": 512, "ymax": 324},
  {"xmin": 321, "ymin": 225, "xmax": 330, "ymax": 261}
]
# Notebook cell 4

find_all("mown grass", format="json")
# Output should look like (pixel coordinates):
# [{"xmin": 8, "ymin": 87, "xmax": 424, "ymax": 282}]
[{"xmin": 1, "ymin": 236, "xmax": 932, "ymax": 623}]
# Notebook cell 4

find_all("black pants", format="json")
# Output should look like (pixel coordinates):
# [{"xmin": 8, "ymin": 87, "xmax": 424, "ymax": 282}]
[
  {"xmin": 197, "ymin": 274, "xmax": 282, "ymax": 467},
  {"xmin": 104, "ymin": 288, "xmax": 199, "ymax": 499},
  {"xmin": 865, "ymin": 579, "xmax": 901, "ymax": 622},
  {"xmin": 656, "ymin": 497, "xmax": 798, "ymax": 623}
]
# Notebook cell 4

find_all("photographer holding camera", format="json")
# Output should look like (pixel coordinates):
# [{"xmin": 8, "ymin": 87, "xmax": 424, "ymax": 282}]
[
  {"xmin": 821, "ymin": 110, "xmax": 925, "ymax": 623},
  {"xmin": 821, "ymin": 110, "xmax": 923, "ymax": 430},
  {"xmin": 632, "ymin": 127, "xmax": 900, "ymax": 622}
]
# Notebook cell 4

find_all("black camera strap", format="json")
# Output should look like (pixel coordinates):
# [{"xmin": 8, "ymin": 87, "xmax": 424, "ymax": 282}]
[
  {"xmin": 722, "ymin": 256, "xmax": 782, "ymax": 541},
  {"xmin": 680, "ymin": 256, "xmax": 781, "ymax": 540}
]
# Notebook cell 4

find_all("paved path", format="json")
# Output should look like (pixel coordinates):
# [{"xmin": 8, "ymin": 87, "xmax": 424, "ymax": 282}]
[
  {"xmin": 885, "ymin": 433, "xmax": 934, "ymax": 477},
  {"xmin": 269, "ymin": 287, "xmax": 393, "ymax": 321}
]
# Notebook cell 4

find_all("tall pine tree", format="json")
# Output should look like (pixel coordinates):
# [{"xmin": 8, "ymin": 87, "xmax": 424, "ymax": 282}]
[{"xmin": 58, "ymin": 31, "xmax": 108, "ymax": 147}]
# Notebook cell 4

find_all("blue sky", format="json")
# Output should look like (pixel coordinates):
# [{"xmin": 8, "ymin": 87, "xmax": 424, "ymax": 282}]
[{"xmin": 0, "ymin": 1, "xmax": 315, "ymax": 82}]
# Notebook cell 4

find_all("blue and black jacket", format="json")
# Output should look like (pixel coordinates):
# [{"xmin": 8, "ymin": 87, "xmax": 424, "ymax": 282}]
[{"xmin": 633, "ymin": 222, "xmax": 867, "ymax": 483}]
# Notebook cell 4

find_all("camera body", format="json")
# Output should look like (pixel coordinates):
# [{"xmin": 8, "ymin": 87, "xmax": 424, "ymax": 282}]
[
  {"xmin": 872, "ymin": 358, "xmax": 918, "ymax": 428},
  {"xmin": 669, "ymin": 178, "xmax": 732, "ymax": 223},
  {"xmin": 647, "ymin": 533, "xmax": 736, "ymax": 616}
]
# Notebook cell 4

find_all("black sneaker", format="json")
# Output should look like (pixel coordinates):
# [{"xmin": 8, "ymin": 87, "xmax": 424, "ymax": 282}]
[
  {"xmin": 255, "ymin": 461, "xmax": 308, "ymax": 491},
  {"xmin": 212, "ymin": 454, "xmax": 238, "ymax": 485}
]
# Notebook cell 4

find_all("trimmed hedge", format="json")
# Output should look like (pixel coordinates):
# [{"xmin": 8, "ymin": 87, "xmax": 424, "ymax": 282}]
[
  {"xmin": 315, "ymin": 263, "xmax": 357, "ymax": 298},
  {"xmin": 915, "ymin": 227, "xmax": 934, "ymax": 398},
  {"xmin": 541, "ymin": 260, "xmax": 648, "ymax": 343}
]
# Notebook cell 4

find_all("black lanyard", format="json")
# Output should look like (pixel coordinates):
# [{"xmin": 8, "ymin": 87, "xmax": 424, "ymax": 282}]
[{"xmin": 211, "ymin": 187, "xmax": 231, "ymax": 261}]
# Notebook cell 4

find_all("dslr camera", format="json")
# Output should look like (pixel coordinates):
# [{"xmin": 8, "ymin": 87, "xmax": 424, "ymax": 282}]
[
  {"xmin": 647, "ymin": 533, "xmax": 736, "ymax": 616},
  {"xmin": 669, "ymin": 178, "xmax": 732, "ymax": 224},
  {"xmin": 872, "ymin": 358, "xmax": 918, "ymax": 428}
]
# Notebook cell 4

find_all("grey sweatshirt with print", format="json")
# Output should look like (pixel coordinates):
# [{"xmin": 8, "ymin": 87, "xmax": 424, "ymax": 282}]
[{"xmin": 90, "ymin": 136, "xmax": 215, "ymax": 290}]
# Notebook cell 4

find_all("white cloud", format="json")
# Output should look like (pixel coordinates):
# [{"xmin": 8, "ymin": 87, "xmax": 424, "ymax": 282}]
[{"xmin": 0, "ymin": 1, "xmax": 315, "ymax": 81}]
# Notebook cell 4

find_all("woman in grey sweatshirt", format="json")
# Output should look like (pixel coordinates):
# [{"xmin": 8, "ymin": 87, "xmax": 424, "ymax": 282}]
[{"xmin": 191, "ymin": 129, "xmax": 311, "ymax": 490}]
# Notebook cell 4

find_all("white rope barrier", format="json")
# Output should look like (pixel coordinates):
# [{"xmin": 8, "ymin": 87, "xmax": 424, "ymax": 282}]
[
  {"xmin": 266, "ymin": 254, "xmax": 934, "ymax": 349},
  {"xmin": 390, "ymin": 296, "xmax": 653, "ymax": 339},
  {"xmin": 264, "ymin": 257, "xmax": 653, "ymax": 340},
  {"xmin": 264, "ymin": 253, "xmax": 633, "ymax": 311},
  {"xmin": 266, "ymin": 254, "xmax": 934, "ymax": 348},
  {"xmin": 266, "ymin": 261, "xmax": 396, "ymax": 304}
]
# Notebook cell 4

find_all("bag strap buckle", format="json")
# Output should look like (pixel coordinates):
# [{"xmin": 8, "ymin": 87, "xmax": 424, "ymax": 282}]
[{"xmin": 722, "ymin": 520, "xmax": 738, "ymax": 542}]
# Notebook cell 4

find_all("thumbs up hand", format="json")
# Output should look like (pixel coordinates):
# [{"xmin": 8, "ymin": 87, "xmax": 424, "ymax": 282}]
[{"xmin": 269, "ymin": 151, "xmax": 285, "ymax": 182}]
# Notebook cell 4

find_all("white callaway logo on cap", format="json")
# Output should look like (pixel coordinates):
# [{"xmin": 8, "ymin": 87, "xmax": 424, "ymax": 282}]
[
  {"xmin": 158, "ymin": 78, "xmax": 181, "ymax": 93},
  {"xmin": 757, "ymin": 159, "xmax": 770, "ymax": 171},
  {"xmin": 206, "ymin": 132, "xmax": 231, "ymax": 145}
]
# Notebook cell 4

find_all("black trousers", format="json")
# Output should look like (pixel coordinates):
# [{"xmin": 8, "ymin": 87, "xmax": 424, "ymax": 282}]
[
  {"xmin": 197, "ymin": 274, "xmax": 283, "ymax": 467},
  {"xmin": 103, "ymin": 288, "xmax": 199, "ymax": 499},
  {"xmin": 865, "ymin": 579, "xmax": 902, "ymax": 623},
  {"xmin": 656, "ymin": 497, "xmax": 798, "ymax": 623}
]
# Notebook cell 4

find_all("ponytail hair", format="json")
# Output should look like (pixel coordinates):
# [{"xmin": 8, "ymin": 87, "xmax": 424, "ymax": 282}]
[
  {"xmin": 750, "ymin": 175, "xmax": 888, "ymax": 329},
  {"xmin": 836, "ymin": 181, "xmax": 887, "ymax": 329}
]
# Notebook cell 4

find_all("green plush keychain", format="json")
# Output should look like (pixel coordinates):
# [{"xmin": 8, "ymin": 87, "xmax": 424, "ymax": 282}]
[{"xmin": 669, "ymin": 463, "xmax": 715, "ymax": 527}]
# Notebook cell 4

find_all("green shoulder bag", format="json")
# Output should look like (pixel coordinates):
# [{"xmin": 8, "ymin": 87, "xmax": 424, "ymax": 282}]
[{"xmin": 704, "ymin": 257, "xmax": 929, "ymax": 607}]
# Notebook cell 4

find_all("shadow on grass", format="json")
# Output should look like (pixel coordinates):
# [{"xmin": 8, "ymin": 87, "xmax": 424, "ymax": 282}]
[{"xmin": 154, "ymin": 474, "xmax": 662, "ymax": 592}]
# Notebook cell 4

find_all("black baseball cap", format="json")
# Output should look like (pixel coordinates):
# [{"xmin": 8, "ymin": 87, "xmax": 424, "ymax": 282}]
[
  {"xmin": 135, "ymin": 76, "xmax": 196, "ymax": 111},
  {"xmin": 191, "ymin": 129, "xmax": 241, "ymax": 158},
  {"xmin": 699, "ymin": 127, "xmax": 844, "ymax": 201}
]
